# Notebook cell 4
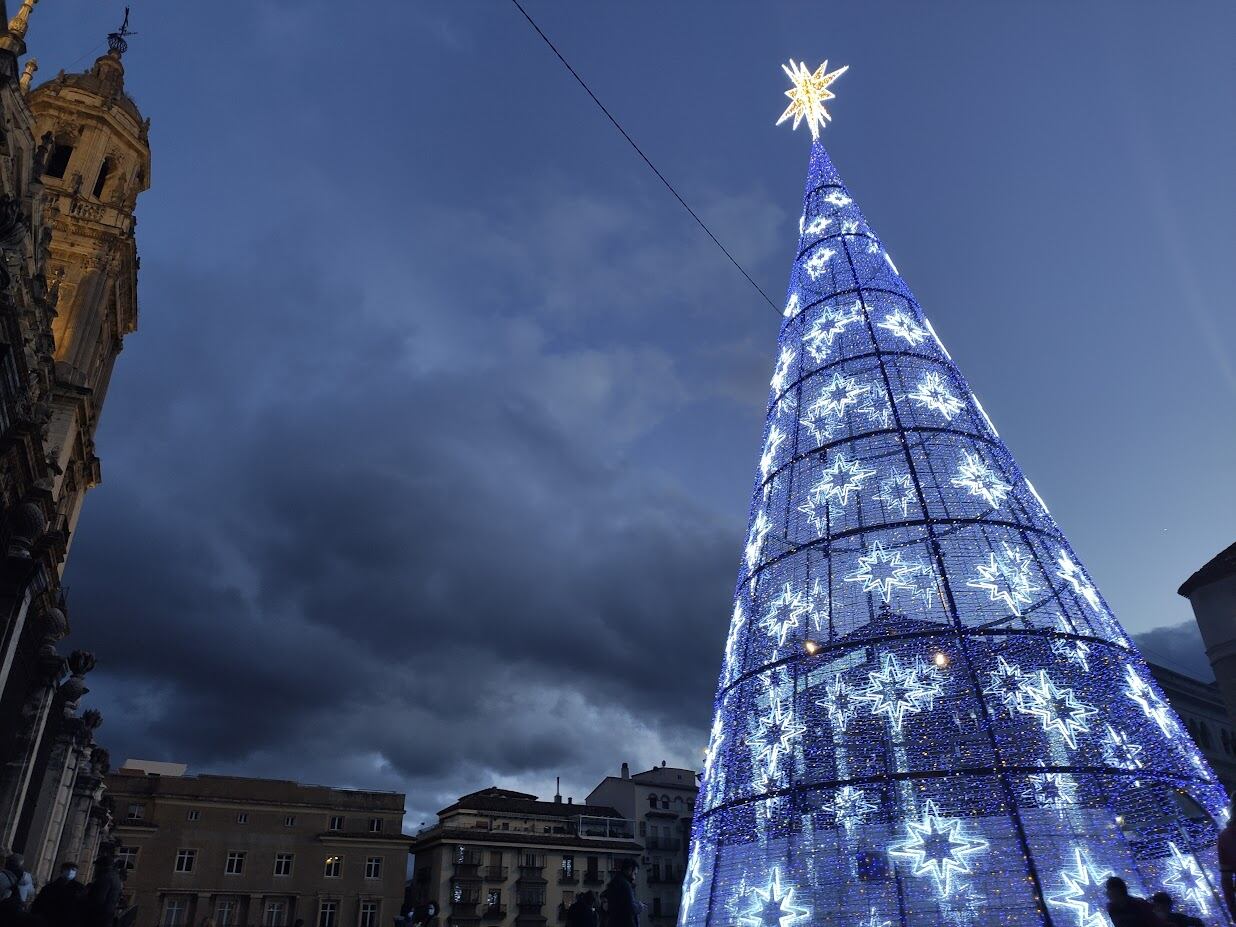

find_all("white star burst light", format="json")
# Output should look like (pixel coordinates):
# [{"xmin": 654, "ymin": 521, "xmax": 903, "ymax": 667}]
[
  {"xmin": 745, "ymin": 510, "xmax": 771, "ymax": 574},
  {"xmin": 762, "ymin": 581, "xmax": 814, "ymax": 648},
  {"xmin": 822, "ymin": 785, "xmax": 877, "ymax": 834},
  {"xmin": 723, "ymin": 603, "xmax": 746, "ymax": 684},
  {"xmin": 1048, "ymin": 849, "xmax": 1115, "ymax": 927},
  {"xmin": 873, "ymin": 472, "xmax": 917, "ymax": 518},
  {"xmin": 776, "ymin": 59, "xmax": 849, "ymax": 141},
  {"xmin": 877, "ymin": 309, "xmax": 929, "ymax": 346},
  {"xmin": 799, "ymin": 454, "xmax": 875, "ymax": 529},
  {"xmin": 812, "ymin": 372, "xmax": 870, "ymax": 420},
  {"xmin": 740, "ymin": 868, "xmax": 811, "ymax": 927},
  {"xmin": 680, "ymin": 846, "xmax": 706, "ymax": 919},
  {"xmin": 1101, "ymin": 725, "xmax": 1144, "ymax": 769},
  {"xmin": 983, "ymin": 655, "xmax": 1032, "ymax": 715},
  {"xmin": 760, "ymin": 426, "xmax": 786, "ymax": 481},
  {"xmin": 1024, "ymin": 770, "xmax": 1078, "ymax": 810},
  {"xmin": 802, "ymin": 215, "xmax": 831, "ymax": 237},
  {"xmin": 859, "ymin": 652, "xmax": 942, "ymax": 734},
  {"xmin": 888, "ymin": 800, "xmax": 989, "ymax": 898},
  {"xmin": 844, "ymin": 541, "xmax": 923, "ymax": 603},
  {"xmin": 823, "ymin": 190, "xmax": 852, "ymax": 208},
  {"xmin": 1020, "ymin": 670, "xmax": 1097, "ymax": 749},
  {"xmin": 1164, "ymin": 842, "xmax": 1210, "ymax": 914},
  {"xmin": 1056, "ymin": 552, "xmax": 1102, "ymax": 611},
  {"xmin": 816, "ymin": 673, "xmax": 857, "ymax": 731},
  {"xmin": 908, "ymin": 371, "xmax": 964, "ymax": 421},
  {"xmin": 1124, "ymin": 664, "xmax": 1174, "ymax": 736},
  {"xmin": 802, "ymin": 301, "xmax": 863, "ymax": 363},
  {"xmin": 703, "ymin": 713, "xmax": 724, "ymax": 782},
  {"xmin": 783, "ymin": 292, "xmax": 801, "ymax": 319},
  {"xmin": 749, "ymin": 696, "xmax": 806, "ymax": 789},
  {"xmin": 802, "ymin": 246, "xmax": 835, "ymax": 281},
  {"xmin": 967, "ymin": 542, "xmax": 1040, "ymax": 615},
  {"xmin": 840, "ymin": 219, "xmax": 860, "ymax": 234},
  {"xmin": 770, "ymin": 347, "xmax": 796, "ymax": 395},
  {"xmin": 1051, "ymin": 636, "xmax": 1091, "ymax": 673},
  {"xmin": 951, "ymin": 451, "xmax": 1011, "ymax": 508}
]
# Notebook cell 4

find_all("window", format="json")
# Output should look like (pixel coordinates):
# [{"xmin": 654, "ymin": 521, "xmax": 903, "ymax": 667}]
[
  {"xmin": 485, "ymin": 891, "xmax": 501, "ymax": 909},
  {"xmin": 359, "ymin": 901, "xmax": 379, "ymax": 927},
  {"xmin": 318, "ymin": 901, "xmax": 338, "ymax": 927},
  {"xmin": 274, "ymin": 854, "xmax": 294, "ymax": 877},
  {"xmin": 660, "ymin": 795, "xmax": 669, "ymax": 809},
  {"xmin": 283, "ymin": 815, "xmax": 296, "ymax": 827},
  {"xmin": 116, "ymin": 847, "xmax": 138, "ymax": 871},
  {"xmin": 236, "ymin": 812, "xmax": 249, "ymax": 824},
  {"xmin": 329, "ymin": 815, "xmax": 344, "ymax": 831},
  {"xmin": 174, "ymin": 849, "xmax": 196, "ymax": 873},
  {"xmin": 215, "ymin": 898, "xmax": 239, "ymax": 927},
  {"xmin": 186, "ymin": 810, "xmax": 200, "ymax": 822},
  {"xmin": 324, "ymin": 855, "xmax": 342, "ymax": 878},
  {"xmin": 646, "ymin": 794, "xmax": 657, "ymax": 809},
  {"xmin": 369, "ymin": 817, "xmax": 383, "ymax": 833},
  {"xmin": 225, "ymin": 851, "xmax": 246, "ymax": 875},
  {"xmin": 126, "ymin": 803, "xmax": 145, "ymax": 820},
  {"xmin": 561, "ymin": 856, "xmax": 574, "ymax": 877},
  {"xmin": 264, "ymin": 901, "xmax": 288, "ymax": 927},
  {"xmin": 44, "ymin": 144, "xmax": 73, "ymax": 179},
  {"xmin": 162, "ymin": 898, "xmax": 188, "ymax": 927},
  {"xmin": 365, "ymin": 857, "xmax": 382, "ymax": 879},
  {"xmin": 92, "ymin": 158, "xmax": 111, "ymax": 198}
]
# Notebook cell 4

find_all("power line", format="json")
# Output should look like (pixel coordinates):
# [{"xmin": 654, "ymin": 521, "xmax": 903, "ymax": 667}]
[{"xmin": 508, "ymin": 0, "xmax": 781, "ymax": 317}]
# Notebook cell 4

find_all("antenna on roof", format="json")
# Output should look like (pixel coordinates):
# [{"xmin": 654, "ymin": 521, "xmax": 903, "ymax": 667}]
[
  {"xmin": 107, "ymin": 6, "xmax": 136, "ymax": 55},
  {"xmin": 554, "ymin": 777, "xmax": 562, "ymax": 803}
]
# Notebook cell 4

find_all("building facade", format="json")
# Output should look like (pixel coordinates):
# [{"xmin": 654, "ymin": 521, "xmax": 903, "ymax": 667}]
[
  {"xmin": 407, "ymin": 787, "xmax": 641, "ymax": 927},
  {"xmin": 1179, "ymin": 541, "xmax": 1236, "ymax": 728},
  {"xmin": 0, "ymin": 3, "xmax": 150, "ymax": 883},
  {"xmin": 586, "ymin": 764, "xmax": 697, "ymax": 927},
  {"xmin": 1147, "ymin": 661, "xmax": 1236, "ymax": 795},
  {"xmin": 105, "ymin": 761, "xmax": 411, "ymax": 927}
]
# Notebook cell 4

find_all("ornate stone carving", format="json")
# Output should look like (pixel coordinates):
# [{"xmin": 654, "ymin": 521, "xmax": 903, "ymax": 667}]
[{"xmin": 5, "ymin": 499, "xmax": 46, "ymax": 557}]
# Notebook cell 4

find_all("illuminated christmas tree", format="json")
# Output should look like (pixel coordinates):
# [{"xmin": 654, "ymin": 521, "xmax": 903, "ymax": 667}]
[{"xmin": 681, "ymin": 60, "xmax": 1233, "ymax": 927}]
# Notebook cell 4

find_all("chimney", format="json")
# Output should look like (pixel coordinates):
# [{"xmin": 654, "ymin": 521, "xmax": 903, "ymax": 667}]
[
  {"xmin": 621, "ymin": 763, "xmax": 630, "ymax": 780},
  {"xmin": 554, "ymin": 777, "xmax": 562, "ymax": 803},
  {"xmin": 567, "ymin": 797, "xmax": 573, "ymax": 805}
]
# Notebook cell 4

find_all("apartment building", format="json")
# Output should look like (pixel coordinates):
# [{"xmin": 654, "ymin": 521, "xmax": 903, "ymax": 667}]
[{"xmin": 106, "ymin": 760, "xmax": 411, "ymax": 927}]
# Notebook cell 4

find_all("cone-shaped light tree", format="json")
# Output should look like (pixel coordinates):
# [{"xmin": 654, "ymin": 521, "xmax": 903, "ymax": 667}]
[{"xmin": 680, "ymin": 60, "xmax": 1233, "ymax": 927}]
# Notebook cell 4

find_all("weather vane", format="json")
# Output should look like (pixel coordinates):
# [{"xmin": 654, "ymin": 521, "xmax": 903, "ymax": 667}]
[
  {"xmin": 776, "ymin": 58, "xmax": 848, "ymax": 140},
  {"xmin": 107, "ymin": 6, "xmax": 136, "ymax": 56}
]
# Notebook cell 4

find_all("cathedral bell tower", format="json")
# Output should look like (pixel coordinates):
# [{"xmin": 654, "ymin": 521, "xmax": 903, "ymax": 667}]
[{"xmin": 25, "ymin": 18, "xmax": 149, "ymax": 558}]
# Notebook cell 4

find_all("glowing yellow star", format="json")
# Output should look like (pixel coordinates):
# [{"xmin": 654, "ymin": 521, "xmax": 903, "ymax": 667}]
[{"xmin": 776, "ymin": 59, "xmax": 849, "ymax": 140}]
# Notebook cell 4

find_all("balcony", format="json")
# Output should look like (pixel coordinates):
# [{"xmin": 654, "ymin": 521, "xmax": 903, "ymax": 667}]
[
  {"xmin": 516, "ymin": 902, "xmax": 545, "ymax": 916},
  {"xmin": 516, "ymin": 865, "xmax": 547, "ymax": 884},
  {"xmin": 483, "ymin": 867, "xmax": 508, "ymax": 882},
  {"xmin": 557, "ymin": 871, "xmax": 578, "ymax": 885},
  {"xmin": 482, "ymin": 907, "xmax": 507, "ymax": 919},
  {"xmin": 645, "ymin": 838, "xmax": 682, "ymax": 852},
  {"xmin": 452, "ymin": 895, "xmax": 481, "ymax": 912}
]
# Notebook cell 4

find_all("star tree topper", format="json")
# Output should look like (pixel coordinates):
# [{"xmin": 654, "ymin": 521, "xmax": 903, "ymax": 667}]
[{"xmin": 776, "ymin": 59, "xmax": 848, "ymax": 140}]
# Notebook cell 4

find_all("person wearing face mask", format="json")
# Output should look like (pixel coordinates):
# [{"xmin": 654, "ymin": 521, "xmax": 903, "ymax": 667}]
[{"xmin": 32, "ymin": 861, "xmax": 86, "ymax": 927}]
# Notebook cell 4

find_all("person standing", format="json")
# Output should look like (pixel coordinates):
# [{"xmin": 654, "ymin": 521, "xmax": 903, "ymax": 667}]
[
  {"xmin": 1220, "ymin": 799, "xmax": 1236, "ymax": 922},
  {"xmin": 32, "ymin": 861, "xmax": 86, "ymax": 927},
  {"xmin": 1150, "ymin": 891, "xmax": 1203, "ymax": 927},
  {"xmin": 602, "ymin": 861, "xmax": 641, "ymax": 927},
  {"xmin": 83, "ymin": 859, "xmax": 123, "ymax": 927},
  {"xmin": 566, "ymin": 892, "xmax": 598, "ymax": 927},
  {"xmin": 1105, "ymin": 877, "xmax": 1158, "ymax": 927},
  {"xmin": 0, "ymin": 854, "xmax": 34, "ymax": 927}
]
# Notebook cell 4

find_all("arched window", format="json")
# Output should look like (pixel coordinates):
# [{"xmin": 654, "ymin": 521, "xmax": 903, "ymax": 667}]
[
  {"xmin": 647, "ymin": 794, "xmax": 657, "ymax": 809},
  {"xmin": 660, "ymin": 795, "xmax": 669, "ymax": 810},
  {"xmin": 45, "ymin": 143, "xmax": 73, "ymax": 179}
]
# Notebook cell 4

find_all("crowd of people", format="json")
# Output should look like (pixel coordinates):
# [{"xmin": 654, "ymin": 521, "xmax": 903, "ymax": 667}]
[{"xmin": 0, "ymin": 854, "xmax": 125, "ymax": 927}]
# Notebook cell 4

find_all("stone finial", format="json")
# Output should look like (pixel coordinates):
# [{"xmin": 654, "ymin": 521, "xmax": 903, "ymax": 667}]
[
  {"xmin": 67, "ymin": 650, "xmax": 96, "ymax": 677},
  {"xmin": 19, "ymin": 57, "xmax": 36, "ymax": 92},
  {"xmin": 81, "ymin": 708, "xmax": 103, "ymax": 731},
  {"xmin": 5, "ymin": 499, "xmax": 46, "ymax": 558},
  {"xmin": 7, "ymin": 0, "xmax": 37, "ymax": 41}
]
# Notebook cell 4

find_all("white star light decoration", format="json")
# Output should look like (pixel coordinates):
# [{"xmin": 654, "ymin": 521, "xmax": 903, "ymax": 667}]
[
  {"xmin": 821, "ymin": 785, "xmax": 877, "ymax": 834},
  {"xmin": 1056, "ymin": 552, "xmax": 1102, "ymax": 612},
  {"xmin": 877, "ymin": 309, "xmax": 929, "ymax": 347},
  {"xmin": 702, "ymin": 713, "xmax": 725, "ymax": 783},
  {"xmin": 800, "ymin": 214, "xmax": 831, "ymax": 237},
  {"xmin": 802, "ymin": 301, "xmax": 863, "ymax": 363},
  {"xmin": 722, "ymin": 603, "xmax": 747, "ymax": 684},
  {"xmin": 760, "ymin": 426, "xmax": 786, "ymax": 481},
  {"xmin": 908, "ymin": 371, "xmax": 965, "ymax": 421},
  {"xmin": 783, "ymin": 292, "xmax": 801, "ymax": 320},
  {"xmin": 859, "ymin": 652, "xmax": 943, "ymax": 734},
  {"xmin": 802, "ymin": 245, "xmax": 835, "ymax": 281},
  {"xmin": 817, "ymin": 673, "xmax": 857, "ymax": 732},
  {"xmin": 799, "ymin": 453, "xmax": 876, "ymax": 530},
  {"xmin": 770, "ymin": 347, "xmax": 795, "ymax": 396},
  {"xmin": 761, "ymin": 579, "xmax": 820, "ymax": 648},
  {"xmin": 749, "ymin": 696, "xmax": 806, "ymax": 790},
  {"xmin": 800, "ymin": 372, "xmax": 871, "ymax": 442},
  {"xmin": 1124, "ymin": 664, "xmax": 1174, "ymax": 736},
  {"xmin": 739, "ymin": 868, "xmax": 811, "ymax": 927},
  {"xmin": 776, "ymin": 59, "xmax": 849, "ymax": 140},
  {"xmin": 873, "ymin": 472, "xmax": 917, "ymax": 518},
  {"xmin": 1019, "ymin": 670, "xmax": 1097, "ymax": 750},
  {"xmin": 680, "ymin": 846, "xmax": 706, "ymax": 920},
  {"xmin": 1164, "ymin": 842, "xmax": 1211, "ymax": 914},
  {"xmin": 983, "ymin": 655, "xmax": 1032, "ymax": 715},
  {"xmin": 1101, "ymin": 724, "xmax": 1144, "ymax": 769},
  {"xmin": 1024, "ymin": 770, "xmax": 1078, "ymax": 811},
  {"xmin": 745, "ymin": 510, "xmax": 771, "ymax": 574},
  {"xmin": 1048, "ymin": 849, "xmax": 1115, "ymax": 927},
  {"xmin": 1051, "ymin": 636, "xmax": 1091, "ymax": 673},
  {"xmin": 845, "ymin": 541, "xmax": 923, "ymax": 603},
  {"xmin": 967, "ymin": 541, "xmax": 1040, "ymax": 615},
  {"xmin": 951, "ymin": 451, "xmax": 1011, "ymax": 509},
  {"xmin": 888, "ymin": 800, "xmax": 989, "ymax": 898},
  {"xmin": 823, "ymin": 190, "xmax": 851, "ymax": 208}
]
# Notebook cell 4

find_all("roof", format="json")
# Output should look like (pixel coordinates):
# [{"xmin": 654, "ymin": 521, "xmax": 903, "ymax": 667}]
[
  {"xmin": 105, "ymin": 768, "xmax": 405, "ymax": 812},
  {"xmin": 409, "ymin": 826, "xmax": 641, "ymax": 855},
  {"xmin": 439, "ymin": 786, "xmax": 622, "ymax": 820},
  {"xmin": 1179, "ymin": 541, "xmax": 1236, "ymax": 597},
  {"xmin": 31, "ymin": 51, "xmax": 143, "ymax": 127},
  {"xmin": 629, "ymin": 767, "xmax": 698, "ymax": 789}
]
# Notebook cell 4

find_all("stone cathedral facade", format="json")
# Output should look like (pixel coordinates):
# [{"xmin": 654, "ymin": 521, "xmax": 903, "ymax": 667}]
[{"xmin": 0, "ymin": 0, "xmax": 150, "ymax": 883}]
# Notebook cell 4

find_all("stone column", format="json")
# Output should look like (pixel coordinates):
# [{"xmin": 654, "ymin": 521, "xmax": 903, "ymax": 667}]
[
  {"xmin": 58, "ymin": 741, "xmax": 108, "ymax": 873},
  {"xmin": 0, "ymin": 635, "xmax": 65, "ymax": 850}
]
